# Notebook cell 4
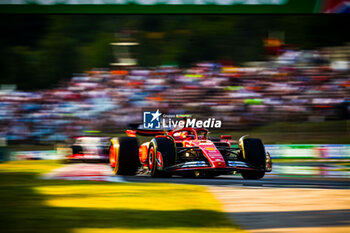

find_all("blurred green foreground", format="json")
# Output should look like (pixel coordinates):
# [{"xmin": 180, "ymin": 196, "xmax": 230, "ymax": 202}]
[{"xmin": 0, "ymin": 160, "xmax": 244, "ymax": 233}]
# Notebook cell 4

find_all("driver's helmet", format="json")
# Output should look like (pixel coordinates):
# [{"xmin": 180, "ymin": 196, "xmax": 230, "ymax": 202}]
[
  {"xmin": 181, "ymin": 131, "xmax": 195, "ymax": 140},
  {"xmin": 180, "ymin": 131, "xmax": 189, "ymax": 139}
]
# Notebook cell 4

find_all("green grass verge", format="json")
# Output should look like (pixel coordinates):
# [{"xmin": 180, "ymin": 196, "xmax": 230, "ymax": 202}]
[{"xmin": 0, "ymin": 160, "xmax": 244, "ymax": 233}]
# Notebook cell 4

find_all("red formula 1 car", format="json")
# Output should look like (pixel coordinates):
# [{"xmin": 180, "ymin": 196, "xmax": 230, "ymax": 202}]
[
  {"xmin": 109, "ymin": 127, "xmax": 272, "ymax": 179},
  {"xmin": 64, "ymin": 136, "xmax": 111, "ymax": 163}
]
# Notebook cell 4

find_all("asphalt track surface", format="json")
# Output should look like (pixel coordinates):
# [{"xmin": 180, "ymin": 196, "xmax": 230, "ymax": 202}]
[
  {"xmin": 123, "ymin": 174, "xmax": 350, "ymax": 189},
  {"xmin": 124, "ymin": 174, "xmax": 350, "ymax": 232},
  {"xmin": 45, "ymin": 163, "xmax": 350, "ymax": 232}
]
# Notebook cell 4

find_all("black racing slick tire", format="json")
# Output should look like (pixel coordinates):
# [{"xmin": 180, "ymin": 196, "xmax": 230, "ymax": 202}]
[
  {"xmin": 241, "ymin": 170, "xmax": 265, "ymax": 180},
  {"xmin": 149, "ymin": 137, "xmax": 176, "ymax": 177},
  {"xmin": 112, "ymin": 137, "xmax": 139, "ymax": 176},
  {"xmin": 242, "ymin": 138, "xmax": 266, "ymax": 170},
  {"xmin": 239, "ymin": 138, "xmax": 267, "ymax": 180}
]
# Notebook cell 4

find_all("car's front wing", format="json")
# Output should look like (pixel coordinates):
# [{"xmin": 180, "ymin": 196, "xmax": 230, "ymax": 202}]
[{"xmin": 164, "ymin": 160, "xmax": 270, "ymax": 172}]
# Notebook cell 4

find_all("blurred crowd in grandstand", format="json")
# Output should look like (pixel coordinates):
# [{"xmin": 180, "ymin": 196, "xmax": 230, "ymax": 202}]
[{"xmin": 0, "ymin": 48, "xmax": 349, "ymax": 144}]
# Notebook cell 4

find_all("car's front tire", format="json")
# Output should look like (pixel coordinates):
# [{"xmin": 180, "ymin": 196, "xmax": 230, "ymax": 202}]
[
  {"xmin": 239, "ymin": 137, "xmax": 267, "ymax": 180},
  {"xmin": 149, "ymin": 137, "xmax": 176, "ymax": 177}
]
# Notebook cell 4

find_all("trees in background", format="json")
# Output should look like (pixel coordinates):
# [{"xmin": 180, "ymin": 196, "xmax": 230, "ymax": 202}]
[{"xmin": 0, "ymin": 15, "xmax": 349, "ymax": 90}]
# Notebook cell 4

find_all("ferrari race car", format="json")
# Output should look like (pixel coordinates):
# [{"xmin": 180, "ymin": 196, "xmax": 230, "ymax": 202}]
[
  {"xmin": 63, "ymin": 136, "xmax": 111, "ymax": 163},
  {"xmin": 109, "ymin": 126, "xmax": 272, "ymax": 179}
]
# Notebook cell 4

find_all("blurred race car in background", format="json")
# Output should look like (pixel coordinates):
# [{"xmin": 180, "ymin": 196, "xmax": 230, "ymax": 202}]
[
  {"xmin": 109, "ymin": 126, "xmax": 272, "ymax": 179},
  {"xmin": 62, "ymin": 136, "xmax": 111, "ymax": 163}
]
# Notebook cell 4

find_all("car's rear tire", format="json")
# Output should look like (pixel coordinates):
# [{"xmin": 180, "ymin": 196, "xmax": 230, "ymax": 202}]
[
  {"xmin": 241, "ymin": 170, "xmax": 265, "ymax": 180},
  {"xmin": 149, "ymin": 137, "xmax": 176, "ymax": 177},
  {"xmin": 111, "ymin": 137, "xmax": 139, "ymax": 175}
]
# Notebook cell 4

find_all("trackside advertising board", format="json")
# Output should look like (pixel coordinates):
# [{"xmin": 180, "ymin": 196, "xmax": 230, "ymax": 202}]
[
  {"xmin": 0, "ymin": 0, "xmax": 324, "ymax": 13},
  {"xmin": 265, "ymin": 144, "xmax": 350, "ymax": 159}
]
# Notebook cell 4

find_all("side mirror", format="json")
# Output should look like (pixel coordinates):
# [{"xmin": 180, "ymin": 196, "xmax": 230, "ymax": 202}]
[{"xmin": 220, "ymin": 135, "xmax": 232, "ymax": 140}]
